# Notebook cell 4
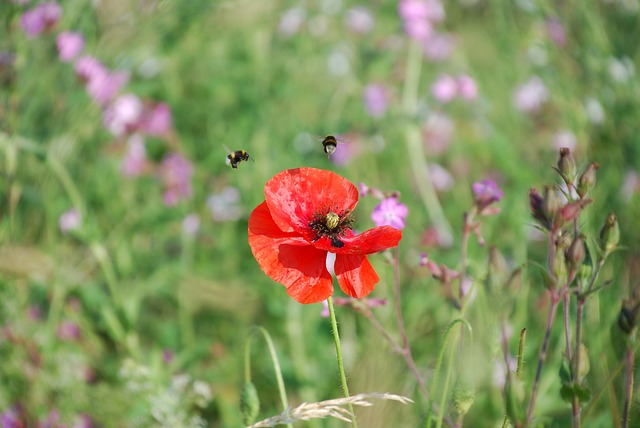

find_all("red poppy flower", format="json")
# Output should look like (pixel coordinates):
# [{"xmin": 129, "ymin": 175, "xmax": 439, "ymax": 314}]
[{"xmin": 248, "ymin": 167, "xmax": 403, "ymax": 304}]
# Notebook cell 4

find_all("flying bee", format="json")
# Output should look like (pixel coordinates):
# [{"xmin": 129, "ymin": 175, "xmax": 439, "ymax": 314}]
[
  {"xmin": 321, "ymin": 135, "xmax": 338, "ymax": 158},
  {"xmin": 224, "ymin": 147, "xmax": 253, "ymax": 169}
]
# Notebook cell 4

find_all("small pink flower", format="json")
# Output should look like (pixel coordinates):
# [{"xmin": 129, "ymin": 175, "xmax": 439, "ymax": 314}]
[
  {"xmin": 103, "ymin": 93, "xmax": 143, "ymax": 136},
  {"xmin": 182, "ymin": 213, "xmax": 201, "ymax": 235},
  {"xmin": 59, "ymin": 208, "xmax": 81, "ymax": 234},
  {"xmin": 160, "ymin": 152, "xmax": 193, "ymax": 206},
  {"xmin": 87, "ymin": 70, "xmax": 129, "ymax": 106},
  {"xmin": 279, "ymin": 7, "xmax": 306, "ymax": 36},
  {"xmin": 345, "ymin": 6, "xmax": 375, "ymax": 34},
  {"xmin": 57, "ymin": 320, "xmax": 81, "ymax": 341},
  {"xmin": 20, "ymin": 2, "xmax": 62, "ymax": 38},
  {"xmin": 423, "ymin": 112, "xmax": 454, "ymax": 155},
  {"xmin": 371, "ymin": 197, "xmax": 409, "ymax": 230},
  {"xmin": 431, "ymin": 74, "xmax": 457, "ymax": 103},
  {"xmin": 423, "ymin": 32, "xmax": 454, "ymax": 61},
  {"xmin": 358, "ymin": 182, "xmax": 369, "ymax": 197},
  {"xmin": 75, "ymin": 56, "xmax": 106, "ymax": 82},
  {"xmin": 551, "ymin": 130, "xmax": 577, "ymax": 151},
  {"xmin": 140, "ymin": 102, "xmax": 172, "ymax": 136},
  {"xmin": 419, "ymin": 252, "xmax": 428, "ymax": 267},
  {"xmin": 120, "ymin": 134, "xmax": 147, "ymax": 177},
  {"xmin": 363, "ymin": 84, "xmax": 389, "ymax": 118},
  {"xmin": 429, "ymin": 162, "xmax": 454, "ymax": 192},
  {"xmin": 56, "ymin": 31, "xmax": 84, "ymax": 62},
  {"xmin": 546, "ymin": 19, "xmax": 567, "ymax": 47},
  {"xmin": 472, "ymin": 179, "xmax": 503, "ymax": 212},
  {"xmin": 513, "ymin": 76, "xmax": 549, "ymax": 113},
  {"xmin": 457, "ymin": 75, "xmax": 477, "ymax": 101}
]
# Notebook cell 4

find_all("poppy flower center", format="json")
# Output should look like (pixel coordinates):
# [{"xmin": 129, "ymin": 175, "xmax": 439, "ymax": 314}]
[{"xmin": 308, "ymin": 208, "xmax": 354, "ymax": 249}]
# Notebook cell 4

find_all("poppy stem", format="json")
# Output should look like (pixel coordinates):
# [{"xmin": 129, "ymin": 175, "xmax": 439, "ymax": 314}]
[{"xmin": 327, "ymin": 296, "xmax": 358, "ymax": 428}]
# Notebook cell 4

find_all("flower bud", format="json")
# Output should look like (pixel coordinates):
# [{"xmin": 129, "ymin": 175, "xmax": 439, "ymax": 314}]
[
  {"xmin": 599, "ymin": 212, "xmax": 619, "ymax": 257},
  {"xmin": 529, "ymin": 188, "xmax": 546, "ymax": 225},
  {"xmin": 577, "ymin": 162, "xmax": 599, "ymax": 198},
  {"xmin": 565, "ymin": 234, "xmax": 586, "ymax": 271},
  {"xmin": 453, "ymin": 382, "xmax": 475, "ymax": 416},
  {"xmin": 240, "ymin": 382, "xmax": 260, "ymax": 425},
  {"xmin": 557, "ymin": 147, "xmax": 577, "ymax": 185},
  {"xmin": 543, "ymin": 186, "xmax": 561, "ymax": 227}
]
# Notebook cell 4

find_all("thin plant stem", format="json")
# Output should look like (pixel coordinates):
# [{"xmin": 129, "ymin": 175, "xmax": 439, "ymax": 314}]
[
  {"xmin": 426, "ymin": 319, "xmax": 472, "ymax": 428},
  {"xmin": 327, "ymin": 296, "xmax": 358, "ymax": 428},
  {"xmin": 525, "ymin": 292, "xmax": 561, "ymax": 424},
  {"xmin": 563, "ymin": 294, "xmax": 572, "ymax": 363},
  {"xmin": 622, "ymin": 346, "xmax": 635, "ymax": 428},
  {"xmin": 392, "ymin": 247, "xmax": 430, "ymax": 400},
  {"xmin": 245, "ymin": 326, "xmax": 291, "ymax": 428}
]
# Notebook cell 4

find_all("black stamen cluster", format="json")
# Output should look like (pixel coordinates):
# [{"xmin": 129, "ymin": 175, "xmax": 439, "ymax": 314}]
[{"xmin": 308, "ymin": 207, "xmax": 354, "ymax": 248}]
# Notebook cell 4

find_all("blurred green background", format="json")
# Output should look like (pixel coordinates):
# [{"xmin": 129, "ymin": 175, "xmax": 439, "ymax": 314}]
[{"xmin": 1, "ymin": 0, "xmax": 640, "ymax": 426}]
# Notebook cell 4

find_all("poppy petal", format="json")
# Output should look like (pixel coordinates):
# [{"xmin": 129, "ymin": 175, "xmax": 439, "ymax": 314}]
[
  {"xmin": 311, "ymin": 226, "xmax": 403, "ymax": 255},
  {"xmin": 264, "ymin": 168, "xmax": 359, "ymax": 234},
  {"xmin": 335, "ymin": 254, "xmax": 379, "ymax": 298},
  {"xmin": 248, "ymin": 201, "xmax": 333, "ymax": 304}
]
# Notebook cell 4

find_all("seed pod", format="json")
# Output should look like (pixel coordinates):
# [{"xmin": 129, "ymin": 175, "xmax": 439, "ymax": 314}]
[
  {"xmin": 577, "ymin": 162, "xmax": 599, "ymax": 198},
  {"xmin": 557, "ymin": 147, "xmax": 577, "ymax": 186},
  {"xmin": 240, "ymin": 382, "xmax": 260, "ymax": 425},
  {"xmin": 599, "ymin": 212, "xmax": 619, "ymax": 257}
]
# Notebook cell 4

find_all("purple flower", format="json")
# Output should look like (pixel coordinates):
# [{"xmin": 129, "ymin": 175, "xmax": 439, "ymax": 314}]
[
  {"xmin": 398, "ymin": 0, "xmax": 445, "ymax": 41},
  {"xmin": 431, "ymin": 74, "xmax": 457, "ymax": 102},
  {"xmin": 330, "ymin": 139, "xmax": 359, "ymax": 167},
  {"xmin": 546, "ymin": 19, "xmax": 567, "ymax": 47},
  {"xmin": 140, "ymin": 102, "xmax": 172, "ymax": 136},
  {"xmin": 513, "ymin": 76, "xmax": 549, "ymax": 113},
  {"xmin": 472, "ymin": 179, "xmax": 503, "ymax": 212},
  {"xmin": 457, "ymin": 75, "xmax": 477, "ymax": 101},
  {"xmin": 20, "ymin": 2, "xmax": 62, "ymax": 38},
  {"xmin": 56, "ymin": 31, "xmax": 84, "ymax": 62},
  {"xmin": 57, "ymin": 320, "xmax": 81, "ymax": 341},
  {"xmin": 371, "ymin": 197, "xmax": 409, "ymax": 230},
  {"xmin": 358, "ymin": 182, "xmax": 369, "ymax": 197},
  {"xmin": 86, "ymin": 69, "xmax": 129, "ymax": 106},
  {"xmin": 320, "ymin": 300, "xmax": 330, "ymax": 318},
  {"xmin": 1, "ymin": 406, "xmax": 22, "ymax": 428},
  {"xmin": 423, "ymin": 32, "xmax": 454, "ymax": 61},
  {"xmin": 75, "ymin": 56, "xmax": 106, "ymax": 82},
  {"xmin": 363, "ymin": 84, "xmax": 388, "ymax": 118},
  {"xmin": 345, "ymin": 6, "xmax": 375, "ymax": 34},
  {"xmin": 59, "ymin": 208, "xmax": 81, "ymax": 234},
  {"xmin": 103, "ymin": 93, "xmax": 143, "ymax": 136},
  {"xmin": 423, "ymin": 112, "xmax": 453, "ymax": 155},
  {"xmin": 162, "ymin": 349, "xmax": 175, "ymax": 364},
  {"xmin": 120, "ymin": 134, "xmax": 147, "ymax": 177},
  {"xmin": 160, "ymin": 152, "xmax": 193, "ymax": 206}
]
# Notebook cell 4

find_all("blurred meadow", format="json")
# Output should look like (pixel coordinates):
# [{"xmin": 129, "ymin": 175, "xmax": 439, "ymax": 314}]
[{"xmin": 1, "ymin": 0, "xmax": 640, "ymax": 427}]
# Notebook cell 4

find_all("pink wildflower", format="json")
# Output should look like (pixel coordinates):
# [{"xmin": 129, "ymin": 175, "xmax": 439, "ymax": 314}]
[
  {"xmin": 20, "ymin": 2, "xmax": 62, "ymax": 38},
  {"xmin": 56, "ymin": 31, "xmax": 84, "ymax": 62}
]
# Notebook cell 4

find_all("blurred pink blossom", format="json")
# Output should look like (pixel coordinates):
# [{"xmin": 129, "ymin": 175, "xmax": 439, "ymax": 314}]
[
  {"xmin": 621, "ymin": 170, "xmax": 640, "ymax": 202},
  {"xmin": 103, "ymin": 93, "xmax": 143, "ymax": 137},
  {"xmin": 120, "ymin": 134, "xmax": 147, "ymax": 177},
  {"xmin": 59, "ymin": 208, "xmax": 81, "ymax": 234},
  {"xmin": 513, "ymin": 76, "xmax": 549, "ymax": 113},
  {"xmin": 423, "ymin": 32, "xmax": 454, "ymax": 61},
  {"xmin": 320, "ymin": 300, "xmax": 330, "ymax": 318},
  {"xmin": 140, "ymin": 102, "xmax": 172, "ymax": 136},
  {"xmin": 330, "ymin": 138, "xmax": 359, "ymax": 167},
  {"xmin": 551, "ymin": 130, "xmax": 577, "ymax": 151},
  {"xmin": 86, "ymin": 69, "xmax": 129, "ymax": 106},
  {"xmin": 279, "ymin": 7, "xmax": 306, "ymax": 36},
  {"xmin": 398, "ymin": 0, "xmax": 445, "ymax": 41},
  {"xmin": 20, "ymin": 2, "xmax": 62, "ymax": 38},
  {"xmin": 494, "ymin": 355, "xmax": 517, "ymax": 389},
  {"xmin": 160, "ymin": 153, "xmax": 193, "ymax": 206},
  {"xmin": 56, "ymin": 31, "xmax": 84, "ymax": 62},
  {"xmin": 371, "ymin": 197, "xmax": 409, "ymax": 230},
  {"xmin": 546, "ymin": 19, "xmax": 567, "ymax": 47},
  {"xmin": 363, "ymin": 84, "xmax": 388, "ymax": 118},
  {"xmin": 457, "ymin": 75, "xmax": 478, "ymax": 100},
  {"xmin": 431, "ymin": 74, "xmax": 457, "ymax": 102},
  {"xmin": 472, "ymin": 179, "xmax": 503, "ymax": 213},
  {"xmin": 345, "ymin": 6, "xmax": 374, "ymax": 34},
  {"xmin": 57, "ymin": 320, "xmax": 81, "ymax": 341},
  {"xmin": 75, "ymin": 56, "xmax": 106, "ymax": 82},
  {"xmin": 429, "ymin": 162, "xmax": 454, "ymax": 192},
  {"xmin": 423, "ymin": 112, "xmax": 454, "ymax": 155}
]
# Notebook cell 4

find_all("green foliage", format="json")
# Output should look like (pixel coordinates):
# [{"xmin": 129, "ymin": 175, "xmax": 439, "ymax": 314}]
[{"xmin": 1, "ymin": 0, "xmax": 640, "ymax": 426}]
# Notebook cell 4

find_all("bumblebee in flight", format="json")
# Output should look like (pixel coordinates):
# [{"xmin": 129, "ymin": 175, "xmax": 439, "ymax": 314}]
[
  {"xmin": 225, "ymin": 149, "xmax": 252, "ymax": 169},
  {"xmin": 321, "ymin": 135, "xmax": 338, "ymax": 158}
]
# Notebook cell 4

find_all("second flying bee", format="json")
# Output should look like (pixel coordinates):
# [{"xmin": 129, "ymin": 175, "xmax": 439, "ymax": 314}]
[
  {"xmin": 226, "ymin": 150, "xmax": 252, "ymax": 169},
  {"xmin": 321, "ymin": 135, "xmax": 338, "ymax": 158}
]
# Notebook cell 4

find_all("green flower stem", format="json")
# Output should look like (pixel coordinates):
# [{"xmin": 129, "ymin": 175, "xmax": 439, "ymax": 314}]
[
  {"xmin": 327, "ymin": 296, "xmax": 358, "ymax": 428},
  {"xmin": 401, "ymin": 41, "xmax": 453, "ymax": 247},
  {"xmin": 622, "ymin": 344, "xmax": 635, "ymax": 428},
  {"xmin": 245, "ymin": 326, "xmax": 292, "ymax": 428},
  {"xmin": 427, "ymin": 318, "xmax": 473, "ymax": 428}
]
